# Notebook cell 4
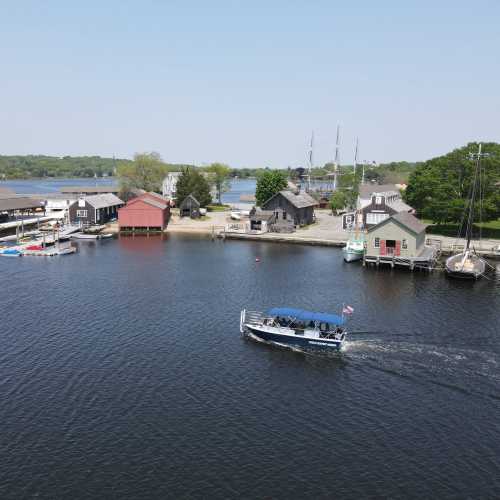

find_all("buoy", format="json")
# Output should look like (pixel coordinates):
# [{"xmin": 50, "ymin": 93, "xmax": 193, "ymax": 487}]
[{"xmin": 255, "ymin": 258, "xmax": 260, "ymax": 262}]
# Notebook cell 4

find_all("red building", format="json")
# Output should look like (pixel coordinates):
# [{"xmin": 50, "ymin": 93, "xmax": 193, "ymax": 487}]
[{"xmin": 118, "ymin": 192, "xmax": 170, "ymax": 232}]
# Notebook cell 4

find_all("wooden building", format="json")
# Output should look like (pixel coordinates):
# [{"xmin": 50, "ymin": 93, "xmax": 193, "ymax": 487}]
[
  {"xmin": 364, "ymin": 212, "xmax": 437, "ymax": 270},
  {"xmin": 69, "ymin": 193, "xmax": 124, "ymax": 226},
  {"xmin": 261, "ymin": 190, "xmax": 317, "ymax": 227},
  {"xmin": 179, "ymin": 194, "xmax": 200, "ymax": 218},
  {"xmin": 118, "ymin": 192, "xmax": 170, "ymax": 232}
]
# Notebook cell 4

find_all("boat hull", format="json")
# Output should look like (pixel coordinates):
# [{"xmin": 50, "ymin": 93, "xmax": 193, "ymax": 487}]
[
  {"xmin": 445, "ymin": 253, "xmax": 485, "ymax": 280},
  {"xmin": 246, "ymin": 325, "xmax": 343, "ymax": 352},
  {"xmin": 343, "ymin": 248, "xmax": 363, "ymax": 262}
]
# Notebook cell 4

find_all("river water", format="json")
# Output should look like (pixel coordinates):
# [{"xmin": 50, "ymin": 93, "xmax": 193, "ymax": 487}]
[{"xmin": 1, "ymin": 234, "xmax": 499, "ymax": 499}]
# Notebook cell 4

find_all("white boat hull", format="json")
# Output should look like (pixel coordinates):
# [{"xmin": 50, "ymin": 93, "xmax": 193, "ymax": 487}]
[{"xmin": 343, "ymin": 247, "xmax": 363, "ymax": 262}]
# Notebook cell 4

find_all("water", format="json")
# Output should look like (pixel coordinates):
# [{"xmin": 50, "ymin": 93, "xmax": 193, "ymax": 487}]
[
  {"xmin": 1, "ymin": 235, "xmax": 499, "ymax": 499},
  {"xmin": 2, "ymin": 177, "xmax": 256, "ymax": 203}
]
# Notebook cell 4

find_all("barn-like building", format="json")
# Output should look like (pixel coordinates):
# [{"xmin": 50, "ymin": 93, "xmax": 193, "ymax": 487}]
[{"xmin": 118, "ymin": 192, "xmax": 170, "ymax": 232}]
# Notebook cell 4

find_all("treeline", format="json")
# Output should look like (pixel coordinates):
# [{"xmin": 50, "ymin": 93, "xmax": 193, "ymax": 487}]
[
  {"xmin": 404, "ymin": 142, "xmax": 500, "ymax": 224},
  {"xmin": 0, "ymin": 155, "xmax": 194, "ymax": 179}
]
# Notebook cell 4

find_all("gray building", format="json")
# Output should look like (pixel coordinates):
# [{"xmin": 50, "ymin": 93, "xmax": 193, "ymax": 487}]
[
  {"xmin": 261, "ymin": 190, "xmax": 317, "ymax": 227},
  {"xmin": 365, "ymin": 212, "xmax": 427, "ymax": 258},
  {"xmin": 69, "ymin": 193, "xmax": 124, "ymax": 226}
]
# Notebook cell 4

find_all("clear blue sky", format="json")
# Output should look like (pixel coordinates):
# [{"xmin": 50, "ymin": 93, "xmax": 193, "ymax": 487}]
[{"xmin": 1, "ymin": 1, "xmax": 499, "ymax": 167}]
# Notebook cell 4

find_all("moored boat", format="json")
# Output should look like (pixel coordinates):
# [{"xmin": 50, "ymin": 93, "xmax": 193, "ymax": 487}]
[
  {"xmin": 240, "ymin": 307, "xmax": 347, "ymax": 352},
  {"xmin": 343, "ymin": 238, "xmax": 364, "ymax": 262},
  {"xmin": 445, "ymin": 144, "xmax": 488, "ymax": 280}
]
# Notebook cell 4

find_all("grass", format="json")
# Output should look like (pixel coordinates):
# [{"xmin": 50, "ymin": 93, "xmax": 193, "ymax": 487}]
[
  {"xmin": 207, "ymin": 204, "xmax": 231, "ymax": 212},
  {"xmin": 424, "ymin": 219, "xmax": 500, "ymax": 239}
]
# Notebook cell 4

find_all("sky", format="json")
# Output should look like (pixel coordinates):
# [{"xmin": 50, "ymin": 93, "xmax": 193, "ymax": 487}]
[{"xmin": 1, "ymin": 0, "xmax": 499, "ymax": 168}]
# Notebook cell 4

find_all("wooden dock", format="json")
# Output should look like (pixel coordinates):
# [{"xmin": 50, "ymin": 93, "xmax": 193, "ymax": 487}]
[{"xmin": 364, "ymin": 245, "xmax": 440, "ymax": 271}]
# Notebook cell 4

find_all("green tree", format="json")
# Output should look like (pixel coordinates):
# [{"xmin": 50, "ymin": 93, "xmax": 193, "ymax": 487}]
[
  {"xmin": 205, "ymin": 163, "xmax": 231, "ymax": 205},
  {"xmin": 255, "ymin": 170, "xmax": 288, "ymax": 206},
  {"xmin": 329, "ymin": 191, "xmax": 348, "ymax": 213},
  {"xmin": 117, "ymin": 152, "xmax": 168, "ymax": 193},
  {"xmin": 404, "ymin": 142, "xmax": 500, "ymax": 223},
  {"xmin": 175, "ymin": 167, "xmax": 212, "ymax": 207}
]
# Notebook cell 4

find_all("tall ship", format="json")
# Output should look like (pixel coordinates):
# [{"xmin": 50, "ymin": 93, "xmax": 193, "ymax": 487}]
[{"xmin": 445, "ymin": 144, "xmax": 488, "ymax": 280}]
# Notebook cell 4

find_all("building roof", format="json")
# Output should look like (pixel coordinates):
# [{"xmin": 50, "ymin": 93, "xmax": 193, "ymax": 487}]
[
  {"xmin": 250, "ymin": 208, "xmax": 275, "ymax": 222},
  {"xmin": 388, "ymin": 199, "xmax": 414, "ymax": 212},
  {"xmin": 82, "ymin": 193, "xmax": 124, "ymax": 209},
  {"xmin": 0, "ymin": 196, "xmax": 44, "ymax": 212},
  {"xmin": 179, "ymin": 194, "xmax": 200, "ymax": 207},
  {"xmin": 368, "ymin": 211, "xmax": 426, "ymax": 235},
  {"xmin": 359, "ymin": 183, "xmax": 399, "ymax": 199},
  {"xmin": 60, "ymin": 186, "xmax": 120, "ymax": 194},
  {"xmin": 265, "ymin": 190, "xmax": 317, "ymax": 209},
  {"xmin": 133, "ymin": 197, "xmax": 168, "ymax": 209}
]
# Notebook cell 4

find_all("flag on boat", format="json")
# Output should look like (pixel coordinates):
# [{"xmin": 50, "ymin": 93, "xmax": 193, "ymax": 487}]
[{"xmin": 343, "ymin": 305, "xmax": 354, "ymax": 315}]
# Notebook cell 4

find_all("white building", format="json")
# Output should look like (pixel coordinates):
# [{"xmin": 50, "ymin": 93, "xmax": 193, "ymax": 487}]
[{"xmin": 162, "ymin": 172, "xmax": 182, "ymax": 200}]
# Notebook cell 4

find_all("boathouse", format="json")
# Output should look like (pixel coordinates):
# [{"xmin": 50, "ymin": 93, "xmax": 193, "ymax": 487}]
[
  {"xmin": 69, "ymin": 193, "xmax": 124, "ymax": 226},
  {"xmin": 261, "ymin": 190, "xmax": 317, "ymax": 227},
  {"xmin": 364, "ymin": 212, "xmax": 437, "ymax": 270},
  {"xmin": 179, "ymin": 194, "xmax": 201, "ymax": 218},
  {"xmin": 118, "ymin": 192, "xmax": 170, "ymax": 232}
]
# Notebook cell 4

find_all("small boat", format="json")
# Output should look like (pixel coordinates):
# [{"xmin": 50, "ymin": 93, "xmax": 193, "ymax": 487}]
[
  {"xmin": 71, "ymin": 233, "xmax": 113, "ymax": 240},
  {"xmin": 230, "ymin": 211, "xmax": 242, "ymax": 220},
  {"xmin": 240, "ymin": 307, "xmax": 347, "ymax": 352},
  {"xmin": 0, "ymin": 248, "xmax": 22, "ymax": 257},
  {"xmin": 343, "ymin": 238, "xmax": 364, "ymax": 262}
]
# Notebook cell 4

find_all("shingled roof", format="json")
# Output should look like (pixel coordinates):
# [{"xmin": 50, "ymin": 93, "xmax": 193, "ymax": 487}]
[
  {"xmin": 368, "ymin": 211, "xmax": 426, "ymax": 235},
  {"xmin": 83, "ymin": 193, "xmax": 124, "ymax": 209},
  {"xmin": 274, "ymin": 190, "xmax": 317, "ymax": 208}
]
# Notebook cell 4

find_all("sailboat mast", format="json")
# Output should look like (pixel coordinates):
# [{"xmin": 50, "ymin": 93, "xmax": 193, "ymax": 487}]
[
  {"xmin": 333, "ymin": 125, "xmax": 341, "ymax": 190},
  {"xmin": 465, "ymin": 144, "xmax": 482, "ymax": 251},
  {"xmin": 307, "ymin": 130, "xmax": 314, "ymax": 192}
]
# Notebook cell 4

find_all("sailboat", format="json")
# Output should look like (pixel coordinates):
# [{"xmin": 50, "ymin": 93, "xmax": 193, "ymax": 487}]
[
  {"xmin": 445, "ymin": 144, "xmax": 487, "ymax": 280},
  {"xmin": 343, "ymin": 138, "xmax": 365, "ymax": 262}
]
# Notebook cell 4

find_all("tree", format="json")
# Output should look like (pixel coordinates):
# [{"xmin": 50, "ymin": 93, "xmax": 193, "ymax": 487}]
[
  {"xmin": 175, "ymin": 167, "xmax": 212, "ymax": 207},
  {"xmin": 404, "ymin": 142, "xmax": 500, "ymax": 223},
  {"xmin": 117, "ymin": 152, "xmax": 168, "ymax": 192},
  {"xmin": 255, "ymin": 170, "xmax": 288, "ymax": 207},
  {"xmin": 329, "ymin": 191, "xmax": 348, "ymax": 214},
  {"xmin": 205, "ymin": 163, "xmax": 231, "ymax": 205}
]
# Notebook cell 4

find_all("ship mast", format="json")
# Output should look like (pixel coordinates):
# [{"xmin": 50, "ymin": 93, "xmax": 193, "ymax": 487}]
[
  {"xmin": 333, "ymin": 125, "xmax": 341, "ymax": 190},
  {"xmin": 465, "ymin": 143, "xmax": 486, "ymax": 251},
  {"xmin": 307, "ymin": 130, "xmax": 314, "ymax": 193}
]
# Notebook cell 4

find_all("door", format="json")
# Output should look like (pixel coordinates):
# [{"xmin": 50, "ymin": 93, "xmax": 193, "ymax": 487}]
[{"xmin": 385, "ymin": 240, "xmax": 396, "ymax": 256}]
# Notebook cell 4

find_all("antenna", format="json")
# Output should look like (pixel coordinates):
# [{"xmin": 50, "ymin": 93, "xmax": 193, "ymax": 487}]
[{"xmin": 333, "ymin": 125, "xmax": 341, "ymax": 190}]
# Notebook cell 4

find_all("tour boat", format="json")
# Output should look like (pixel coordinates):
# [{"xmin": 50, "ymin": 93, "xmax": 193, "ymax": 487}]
[
  {"xmin": 240, "ymin": 307, "xmax": 347, "ymax": 352},
  {"xmin": 445, "ymin": 144, "xmax": 488, "ymax": 280}
]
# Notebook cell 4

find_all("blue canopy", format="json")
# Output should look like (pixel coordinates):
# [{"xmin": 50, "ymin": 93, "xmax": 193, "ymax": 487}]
[{"xmin": 268, "ymin": 307, "xmax": 345, "ymax": 326}]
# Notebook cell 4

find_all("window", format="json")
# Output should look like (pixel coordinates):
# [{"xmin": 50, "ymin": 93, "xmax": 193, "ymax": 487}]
[
  {"xmin": 402, "ymin": 239, "xmax": 407, "ymax": 249},
  {"xmin": 282, "ymin": 210, "xmax": 286, "ymax": 220},
  {"xmin": 366, "ymin": 213, "xmax": 389, "ymax": 225},
  {"xmin": 375, "ymin": 196, "xmax": 382, "ymax": 204},
  {"xmin": 374, "ymin": 237, "xmax": 380, "ymax": 248},
  {"xmin": 76, "ymin": 210, "xmax": 87, "ymax": 217}
]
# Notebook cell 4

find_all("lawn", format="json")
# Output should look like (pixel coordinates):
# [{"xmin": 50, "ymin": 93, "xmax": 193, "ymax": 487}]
[{"xmin": 424, "ymin": 219, "xmax": 500, "ymax": 239}]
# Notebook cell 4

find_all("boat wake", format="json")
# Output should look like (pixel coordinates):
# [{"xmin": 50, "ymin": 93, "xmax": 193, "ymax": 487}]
[{"xmin": 345, "ymin": 338, "xmax": 500, "ymax": 402}]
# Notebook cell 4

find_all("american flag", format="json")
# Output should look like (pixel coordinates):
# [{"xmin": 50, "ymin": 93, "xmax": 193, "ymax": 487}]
[{"xmin": 343, "ymin": 305, "xmax": 354, "ymax": 315}]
